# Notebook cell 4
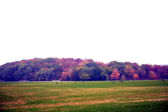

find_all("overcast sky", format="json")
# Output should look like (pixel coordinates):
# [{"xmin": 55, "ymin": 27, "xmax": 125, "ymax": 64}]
[{"xmin": 0, "ymin": 0, "xmax": 168, "ymax": 65}]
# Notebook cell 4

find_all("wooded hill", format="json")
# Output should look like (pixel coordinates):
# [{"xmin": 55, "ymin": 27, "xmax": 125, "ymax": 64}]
[{"xmin": 0, "ymin": 58, "xmax": 168, "ymax": 81}]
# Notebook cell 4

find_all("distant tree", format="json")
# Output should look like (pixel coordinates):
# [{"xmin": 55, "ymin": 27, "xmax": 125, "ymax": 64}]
[
  {"xmin": 0, "ymin": 57, "xmax": 168, "ymax": 81},
  {"xmin": 141, "ymin": 64, "xmax": 153, "ymax": 78},
  {"xmin": 71, "ymin": 62, "xmax": 108, "ymax": 81},
  {"xmin": 110, "ymin": 69, "xmax": 120, "ymax": 80},
  {"xmin": 71, "ymin": 67, "xmax": 81, "ymax": 81},
  {"xmin": 85, "ymin": 62, "xmax": 98, "ymax": 68},
  {"xmin": 79, "ymin": 74, "xmax": 91, "ymax": 81},
  {"xmin": 137, "ymin": 66, "xmax": 146, "ymax": 79},
  {"xmin": 124, "ymin": 65, "xmax": 135, "ymax": 80},
  {"xmin": 133, "ymin": 73, "xmax": 139, "ymax": 80},
  {"xmin": 60, "ymin": 72, "xmax": 69, "ymax": 81},
  {"xmin": 149, "ymin": 71, "xmax": 158, "ymax": 80}
]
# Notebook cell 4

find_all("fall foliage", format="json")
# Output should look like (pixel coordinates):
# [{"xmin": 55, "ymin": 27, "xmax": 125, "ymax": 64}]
[
  {"xmin": 133, "ymin": 74, "xmax": 139, "ymax": 80},
  {"xmin": 110, "ymin": 69, "xmax": 120, "ymax": 80},
  {"xmin": 0, "ymin": 58, "xmax": 168, "ymax": 81}
]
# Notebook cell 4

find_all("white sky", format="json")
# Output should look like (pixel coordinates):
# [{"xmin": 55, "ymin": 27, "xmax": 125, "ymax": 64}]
[{"xmin": 0, "ymin": 0, "xmax": 168, "ymax": 65}]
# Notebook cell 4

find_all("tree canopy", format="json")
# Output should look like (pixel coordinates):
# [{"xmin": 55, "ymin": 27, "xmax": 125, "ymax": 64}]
[{"xmin": 0, "ymin": 58, "xmax": 168, "ymax": 81}]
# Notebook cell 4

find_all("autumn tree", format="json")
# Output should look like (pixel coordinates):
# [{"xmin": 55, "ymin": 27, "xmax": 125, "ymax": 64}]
[
  {"xmin": 0, "ymin": 57, "xmax": 168, "ymax": 81},
  {"xmin": 124, "ymin": 65, "xmax": 135, "ymax": 80},
  {"xmin": 149, "ymin": 71, "xmax": 158, "ymax": 80},
  {"xmin": 110, "ymin": 69, "xmax": 120, "ymax": 80},
  {"xmin": 133, "ymin": 73, "xmax": 139, "ymax": 80},
  {"xmin": 60, "ymin": 72, "xmax": 70, "ymax": 81}
]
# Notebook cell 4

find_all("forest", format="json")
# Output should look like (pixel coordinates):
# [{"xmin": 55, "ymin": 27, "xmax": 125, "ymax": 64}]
[{"xmin": 0, "ymin": 58, "xmax": 168, "ymax": 81}]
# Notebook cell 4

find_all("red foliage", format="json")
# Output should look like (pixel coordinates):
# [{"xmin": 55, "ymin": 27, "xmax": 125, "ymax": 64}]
[
  {"xmin": 110, "ymin": 69, "xmax": 120, "ymax": 80},
  {"xmin": 133, "ymin": 73, "xmax": 139, "ymax": 80},
  {"xmin": 59, "ymin": 72, "xmax": 70, "ymax": 81},
  {"xmin": 149, "ymin": 71, "xmax": 158, "ymax": 80}
]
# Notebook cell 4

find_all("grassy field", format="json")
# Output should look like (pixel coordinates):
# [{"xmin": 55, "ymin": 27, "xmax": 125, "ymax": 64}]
[{"xmin": 0, "ymin": 80, "xmax": 168, "ymax": 112}]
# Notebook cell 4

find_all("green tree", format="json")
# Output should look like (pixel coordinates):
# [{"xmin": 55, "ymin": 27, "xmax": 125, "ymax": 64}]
[{"xmin": 79, "ymin": 74, "xmax": 91, "ymax": 81}]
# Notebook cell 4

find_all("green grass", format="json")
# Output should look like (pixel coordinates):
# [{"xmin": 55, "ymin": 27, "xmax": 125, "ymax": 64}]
[{"xmin": 0, "ymin": 80, "xmax": 168, "ymax": 112}]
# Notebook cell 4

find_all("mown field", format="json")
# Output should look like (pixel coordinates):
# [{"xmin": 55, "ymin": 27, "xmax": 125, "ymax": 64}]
[{"xmin": 0, "ymin": 80, "xmax": 168, "ymax": 112}]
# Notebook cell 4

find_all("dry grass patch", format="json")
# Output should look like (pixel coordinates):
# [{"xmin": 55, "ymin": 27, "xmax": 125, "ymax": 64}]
[
  {"xmin": 0, "ymin": 99, "xmax": 25, "ymax": 105},
  {"xmin": 60, "ymin": 92, "xmax": 80, "ymax": 96},
  {"xmin": 0, "ymin": 86, "xmax": 43, "ymax": 91},
  {"xmin": 1, "ymin": 98, "xmax": 168, "ymax": 110},
  {"xmin": 1, "ymin": 97, "xmax": 168, "ymax": 110},
  {"xmin": 83, "ymin": 87, "xmax": 168, "ymax": 92},
  {"xmin": 0, "ymin": 87, "xmax": 17, "ymax": 90},
  {"xmin": 27, "ymin": 96, "xmax": 59, "ymax": 101},
  {"xmin": 3, "ymin": 92, "xmax": 34, "ymax": 98},
  {"xmin": 62, "ymin": 97, "xmax": 92, "ymax": 102},
  {"xmin": 130, "ymin": 98, "xmax": 168, "ymax": 103},
  {"xmin": 48, "ymin": 89, "xmax": 63, "ymax": 92}
]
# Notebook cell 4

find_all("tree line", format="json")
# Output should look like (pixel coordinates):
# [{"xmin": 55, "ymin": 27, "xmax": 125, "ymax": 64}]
[{"xmin": 0, "ymin": 58, "xmax": 168, "ymax": 81}]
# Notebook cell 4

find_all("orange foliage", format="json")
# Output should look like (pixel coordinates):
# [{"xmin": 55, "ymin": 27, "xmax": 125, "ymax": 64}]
[
  {"xmin": 110, "ymin": 69, "xmax": 120, "ymax": 80},
  {"xmin": 133, "ymin": 73, "xmax": 139, "ymax": 80}
]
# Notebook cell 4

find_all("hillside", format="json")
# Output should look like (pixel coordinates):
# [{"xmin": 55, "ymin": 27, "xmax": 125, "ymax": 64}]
[{"xmin": 0, "ymin": 58, "xmax": 168, "ymax": 81}]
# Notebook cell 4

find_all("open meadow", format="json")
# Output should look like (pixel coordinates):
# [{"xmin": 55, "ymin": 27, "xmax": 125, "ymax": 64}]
[{"xmin": 0, "ymin": 80, "xmax": 168, "ymax": 112}]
